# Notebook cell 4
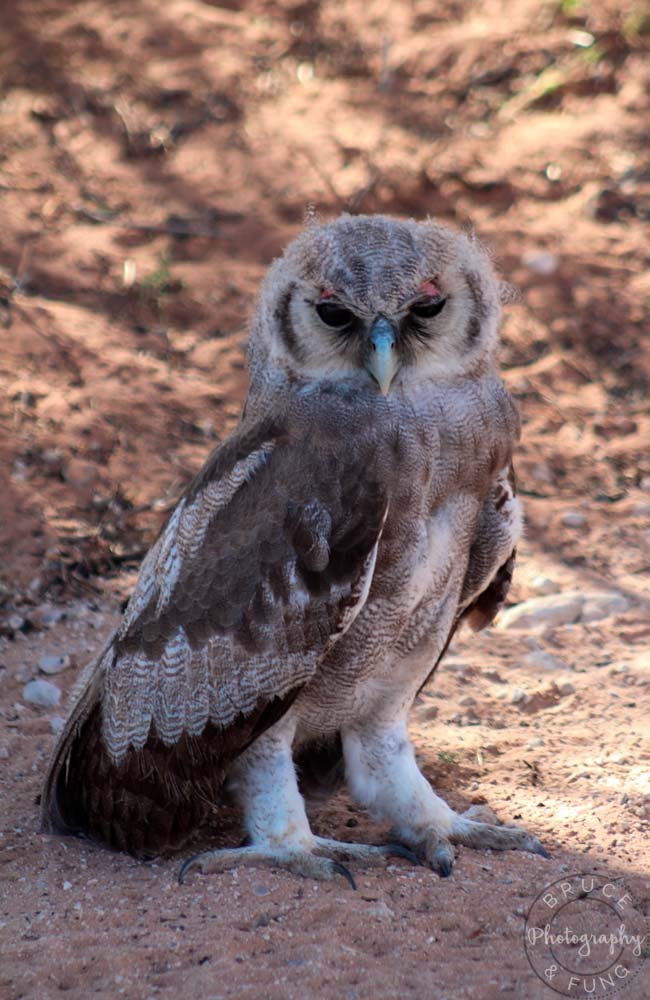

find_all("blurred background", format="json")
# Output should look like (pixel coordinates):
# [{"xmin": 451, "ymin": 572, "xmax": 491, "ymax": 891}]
[{"xmin": 0, "ymin": 0, "xmax": 648, "ymax": 605}]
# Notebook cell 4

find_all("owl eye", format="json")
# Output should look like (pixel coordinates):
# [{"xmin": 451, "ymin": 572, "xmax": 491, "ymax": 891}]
[
  {"xmin": 409, "ymin": 297, "xmax": 447, "ymax": 319},
  {"xmin": 316, "ymin": 301, "xmax": 355, "ymax": 329}
]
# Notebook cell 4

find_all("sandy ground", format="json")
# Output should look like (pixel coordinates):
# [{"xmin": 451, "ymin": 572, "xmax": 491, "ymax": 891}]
[{"xmin": 0, "ymin": 1, "xmax": 649, "ymax": 998}]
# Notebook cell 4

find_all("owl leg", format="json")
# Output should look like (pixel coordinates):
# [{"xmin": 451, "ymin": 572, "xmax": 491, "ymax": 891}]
[
  {"xmin": 343, "ymin": 720, "xmax": 548, "ymax": 877},
  {"xmin": 179, "ymin": 728, "xmax": 356, "ymax": 886},
  {"xmin": 178, "ymin": 728, "xmax": 420, "ymax": 885}
]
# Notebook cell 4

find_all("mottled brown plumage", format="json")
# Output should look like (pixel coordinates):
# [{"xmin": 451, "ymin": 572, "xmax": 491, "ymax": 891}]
[{"xmin": 42, "ymin": 214, "xmax": 548, "ymax": 879}]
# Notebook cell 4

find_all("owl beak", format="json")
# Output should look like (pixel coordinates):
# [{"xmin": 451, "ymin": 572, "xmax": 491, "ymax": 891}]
[{"xmin": 367, "ymin": 317, "xmax": 398, "ymax": 395}]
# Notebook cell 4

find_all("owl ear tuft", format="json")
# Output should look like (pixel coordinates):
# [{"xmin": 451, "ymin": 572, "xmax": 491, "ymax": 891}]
[{"xmin": 498, "ymin": 281, "xmax": 519, "ymax": 305}]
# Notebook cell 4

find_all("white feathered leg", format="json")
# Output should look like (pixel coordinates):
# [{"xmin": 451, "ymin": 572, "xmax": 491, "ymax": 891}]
[
  {"xmin": 178, "ymin": 725, "xmax": 416, "ymax": 886},
  {"xmin": 343, "ymin": 719, "xmax": 548, "ymax": 876}
]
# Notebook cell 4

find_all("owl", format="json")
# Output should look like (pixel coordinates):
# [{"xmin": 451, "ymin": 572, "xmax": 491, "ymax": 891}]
[{"xmin": 41, "ymin": 214, "xmax": 548, "ymax": 885}]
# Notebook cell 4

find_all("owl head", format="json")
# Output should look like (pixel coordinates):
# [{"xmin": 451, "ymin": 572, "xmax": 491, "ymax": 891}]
[{"xmin": 248, "ymin": 214, "xmax": 505, "ymax": 398}]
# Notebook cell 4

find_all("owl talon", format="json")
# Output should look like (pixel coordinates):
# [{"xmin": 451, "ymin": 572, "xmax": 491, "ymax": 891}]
[
  {"xmin": 332, "ymin": 861, "xmax": 357, "ymax": 890},
  {"xmin": 424, "ymin": 831, "xmax": 456, "ymax": 877},
  {"xmin": 383, "ymin": 842, "xmax": 423, "ymax": 866},
  {"xmin": 177, "ymin": 844, "xmax": 359, "ymax": 887}
]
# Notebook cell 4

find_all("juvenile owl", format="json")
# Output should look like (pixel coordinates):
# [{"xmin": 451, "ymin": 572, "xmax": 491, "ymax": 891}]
[{"xmin": 42, "ymin": 214, "xmax": 548, "ymax": 884}]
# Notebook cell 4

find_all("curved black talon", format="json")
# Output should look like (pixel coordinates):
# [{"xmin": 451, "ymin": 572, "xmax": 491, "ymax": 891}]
[
  {"xmin": 436, "ymin": 858, "xmax": 453, "ymax": 878},
  {"xmin": 333, "ymin": 861, "xmax": 357, "ymax": 890},
  {"xmin": 535, "ymin": 844, "xmax": 551, "ymax": 860},
  {"xmin": 383, "ymin": 843, "xmax": 423, "ymax": 867},
  {"xmin": 178, "ymin": 855, "xmax": 200, "ymax": 885}
]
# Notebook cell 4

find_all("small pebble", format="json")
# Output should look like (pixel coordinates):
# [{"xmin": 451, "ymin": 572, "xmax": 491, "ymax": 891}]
[
  {"xmin": 561, "ymin": 510, "xmax": 587, "ymax": 528},
  {"xmin": 366, "ymin": 900, "xmax": 395, "ymax": 920},
  {"xmin": 30, "ymin": 605, "xmax": 66, "ymax": 629},
  {"xmin": 50, "ymin": 716, "xmax": 66, "ymax": 735},
  {"xmin": 525, "ymin": 650, "xmax": 568, "ymax": 672},
  {"xmin": 522, "ymin": 251, "xmax": 558, "ymax": 275},
  {"xmin": 526, "ymin": 737, "xmax": 545, "ymax": 750},
  {"xmin": 0, "ymin": 613, "xmax": 26, "ymax": 636},
  {"xmin": 38, "ymin": 654, "xmax": 71, "ymax": 675},
  {"xmin": 529, "ymin": 575, "xmax": 560, "ymax": 596},
  {"xmin": 22, "ymin": 679, "xmax": 61, "ymax": 708}
]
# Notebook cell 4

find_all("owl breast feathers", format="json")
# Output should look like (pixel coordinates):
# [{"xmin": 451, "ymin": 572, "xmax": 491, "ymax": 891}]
[{"xmin": 41, "ymin": 215, "xmax": 546, "ymax": 878}]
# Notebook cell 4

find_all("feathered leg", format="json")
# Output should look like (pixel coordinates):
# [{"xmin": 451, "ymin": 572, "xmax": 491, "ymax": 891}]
[
  {"xmin": 342, "ymin": 719, "xmax": 549, "ymax": 877},
  {"xmin": 178, "ymin": 724, "xmax": 417, "ymax": 886}
]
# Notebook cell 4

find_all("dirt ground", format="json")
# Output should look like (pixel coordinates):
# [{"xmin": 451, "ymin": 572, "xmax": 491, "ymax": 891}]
[{"xmin": 1, "ymin": 1, "xmax": 649, "ymax": 998}]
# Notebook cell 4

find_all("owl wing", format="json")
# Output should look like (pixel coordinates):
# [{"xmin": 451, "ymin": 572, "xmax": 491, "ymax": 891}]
[
  {"xmin": 414, "ymin": 463, "xmax": 520, "ymax": 698},
  {"xmin": 41, "ymin": 415, "xmax": 388, "ymax": 855}
]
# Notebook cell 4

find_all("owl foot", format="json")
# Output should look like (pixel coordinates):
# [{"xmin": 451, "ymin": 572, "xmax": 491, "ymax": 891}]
[
  {"xmin": 178, "ymin": 844, "xmax": 357, "ymax": 887},
  {"xmin": 422, "ymin": 831, "xmax": 455, "ymax": 877},
  {"xmin": 178, "ymin": 838, "xmax": 420, "ymax": 887},
  {"xmin": 401, "ymin": 806, "xmax": 549, "ymax": 878},
  {"xmin": 313, "ymin": 836, "xmax": 422, "ymax": 868},
  {"xmin": 450, "ymin": 803, "xmax": 550, "ymax": 858}
]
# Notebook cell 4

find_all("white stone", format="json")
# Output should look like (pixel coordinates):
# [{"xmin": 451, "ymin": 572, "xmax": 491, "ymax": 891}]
[
  {"xmin": 522, "ymin": 251, "xmax": 558, "ymax": 275},
  {"xmin": 561, "ymin": 510, "xmax": 587, "ymax": 528},
  {"xmin": 30, "ymin": 604, "xmax": 66, "ymax": 629},
  {"xmin": 581, "ymin": 592, "xmax": 629, "ymax": 622},
  {"xmin": 497, "ymin": 590, "xmax": 628, "ymax": 631},
  {"xmin": 530, "ymin": 462, "xmax": 554, "ymax": 484},
  {"xmin": 50, "ymin": 716, "xmax": 66, "ymax": 735},
  {"xmin": 366, "ymin": 900, "xmax": 395, "ymax": 920},
  {"xmin": 530, "ymin": 575, "xmax": 560, "ymax": 596},
  {"xmin": 497, "ymin": 593, "xmax": 583, "ymax": 631},
  {"xmin": 38, "ymin": 654, "xmax": 71, "ymax": 675},
  {"xmin": 525, "ymin": 650, "xmax": 568, "ymax": 671},
  {"xmin": 22, "ymin": 679, "xmax": 61, "ymax": 708}
]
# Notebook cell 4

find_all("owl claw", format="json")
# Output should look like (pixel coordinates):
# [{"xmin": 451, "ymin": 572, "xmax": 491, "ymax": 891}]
[
  {"xmin": 382, "ymin": 842, "xmax": 423, "ymax": 866},
  {"xmin": 424, "ymin": 831, "xmax": 456, "ymax": 877},
  {"xmin": 177, "ymin": 843, "xmax": 360, "ymax": 887},
  {"xmin": 331, "ymin": 861, "xmax": 357, "ymax": 890}
]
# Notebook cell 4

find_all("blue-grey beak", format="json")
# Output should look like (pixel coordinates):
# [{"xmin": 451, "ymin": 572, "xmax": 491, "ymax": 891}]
[{"xmin": 366, "ymin": 316, "xmax": 398, "ymax": 395}]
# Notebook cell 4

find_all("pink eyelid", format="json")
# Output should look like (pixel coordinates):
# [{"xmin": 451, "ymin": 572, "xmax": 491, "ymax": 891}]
[{"xmin": 418, "ymin": 280, "xmax": 442, "ymax": 298}]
